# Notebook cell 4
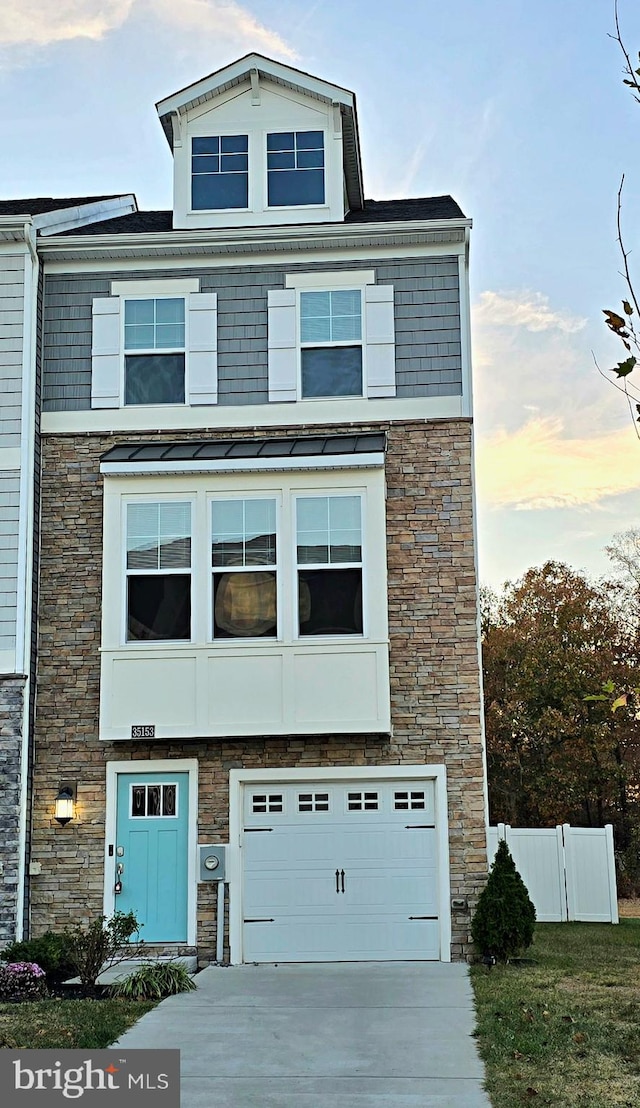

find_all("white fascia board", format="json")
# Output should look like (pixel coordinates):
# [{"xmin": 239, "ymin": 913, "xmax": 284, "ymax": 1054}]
[
  {"xmin": 156, "ymin": 53, "xmax": 355, "ymax": 120},
  {"xmin": 100, "ymin": 452, "xmax": 385, "ymax": 477},
  {"xmin": 35, "ymin": 196, "xmax": 137, "ymax": 238},
  {"xmin": 43, "ymin": 394, "xmax": 465, "ymax": 435},
  {"xmin": 44, "ymin": 240, "xmax": 465, "ymax": 277},
  {"xmin": 36, "ymin": 217, "xmax": 472, "ymax": 264}
]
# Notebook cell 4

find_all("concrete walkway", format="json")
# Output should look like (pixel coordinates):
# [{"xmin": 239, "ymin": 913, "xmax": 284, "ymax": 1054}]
[{"xmin": 114, "ymin": 961, "xmax": 491, "ymax": 1107}]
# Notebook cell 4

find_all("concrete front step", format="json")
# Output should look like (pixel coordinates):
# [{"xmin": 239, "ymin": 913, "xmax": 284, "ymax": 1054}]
[{"xmin": 65, "ymin": 955, "xmax": 198, "ymax": 985}]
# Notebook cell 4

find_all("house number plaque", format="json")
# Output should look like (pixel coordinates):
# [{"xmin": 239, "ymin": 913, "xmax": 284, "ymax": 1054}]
[{"xmin": 131, "ymin": 724, "xmax": 155, "ymax": 738}]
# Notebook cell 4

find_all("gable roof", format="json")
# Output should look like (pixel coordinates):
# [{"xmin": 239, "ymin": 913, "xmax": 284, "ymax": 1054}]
[{"xmin": 155, "ymin": 53, "xmax": 364, "ymax": 212}]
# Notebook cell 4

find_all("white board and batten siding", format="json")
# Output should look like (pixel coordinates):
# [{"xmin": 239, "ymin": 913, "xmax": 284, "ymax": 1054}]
[
  {"xmin": 488, "ymin": 824, "xmax": 618, "ymax": 924},
  {"xmin": 0, "ymin": 254, "xmax": 26, "ymax": 668}
]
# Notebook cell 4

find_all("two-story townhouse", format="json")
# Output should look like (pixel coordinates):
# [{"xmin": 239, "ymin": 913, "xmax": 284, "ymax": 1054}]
[
  {"xmin": 0, "ymin": 195, "xmax": 136, "ymax": 944},
  {"xmin": 26, "ymin": 54, "xmax": 487, "ymax": 963}
]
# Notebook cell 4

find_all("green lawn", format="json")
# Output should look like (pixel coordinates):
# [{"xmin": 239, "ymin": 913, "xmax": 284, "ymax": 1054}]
[
  {"xmin": 0, "ymin": 998, "xmax": 156, "ymax": 1049},
  {"xmin": 470, "ymin": 921, "xmax": 640, "ymax": 1108}
]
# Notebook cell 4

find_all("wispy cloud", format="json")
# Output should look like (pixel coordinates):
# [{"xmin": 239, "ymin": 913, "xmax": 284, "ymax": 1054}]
[
  {"xmin": 476, "ymin": 416, "xmax": 640, "ymax": 510},
  {"xmin": 475, "ymin": 290, "xmax": 587, "ymax": 334},
  {"xmin": 0, "ymin": 0, "xmax": 295, "ymax": 57}
]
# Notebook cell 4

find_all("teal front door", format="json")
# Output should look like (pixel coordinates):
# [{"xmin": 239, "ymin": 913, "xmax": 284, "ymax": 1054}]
[{"xmin": 115, "ymin": 772, "xmax": 189, "ymax": 943}]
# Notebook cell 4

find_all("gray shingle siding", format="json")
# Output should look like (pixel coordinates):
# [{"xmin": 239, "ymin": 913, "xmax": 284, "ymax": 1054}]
[
  {"xmin": 42, "ymin": 257, "xmax": 461, "ymax": 411},
  {"xmin": 0, "ymin": 257, "xmax": 25, "ymax": 445}
]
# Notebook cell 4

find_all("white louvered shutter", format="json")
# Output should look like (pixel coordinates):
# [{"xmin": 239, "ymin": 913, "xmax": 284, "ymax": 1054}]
[
  {"xmin": 267, "ymin": 289, "xmax": 297, "ymax": 402},
  {"xmin": 364, "ymin": 284, "xmax": 396, "ymax": 398},
  {"xmin": 188, "ymin": 292, "xmax": 218, "ymax": 405},
  {"xmin": 91, "ymin": 297, "xmax": 121, "ymax": 408}
]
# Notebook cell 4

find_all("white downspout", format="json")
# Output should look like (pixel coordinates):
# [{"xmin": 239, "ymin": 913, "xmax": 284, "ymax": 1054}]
[{"xmin": 15, "ymin": 222, "xmax": 39, "ymax": 939}]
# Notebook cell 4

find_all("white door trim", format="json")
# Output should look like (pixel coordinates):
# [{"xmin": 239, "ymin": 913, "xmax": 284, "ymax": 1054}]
[
  {"xmin": 228, "ymin": 763, "xmax": 451, "ymax": 964},
  {"xmin": 104, "ymin": 759, "xmax": 199, "ymax": 946}
]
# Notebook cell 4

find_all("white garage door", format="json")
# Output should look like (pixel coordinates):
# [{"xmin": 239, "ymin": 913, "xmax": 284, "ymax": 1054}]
[{"xmin": 242, "ymin": 779, "xmax": 440, "ymax": 962}]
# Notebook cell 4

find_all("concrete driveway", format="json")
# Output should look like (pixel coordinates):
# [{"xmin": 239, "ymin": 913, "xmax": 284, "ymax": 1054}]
[{"xmin": 114, "ymin": 961, "xmax": 491, "ymax": 1107}]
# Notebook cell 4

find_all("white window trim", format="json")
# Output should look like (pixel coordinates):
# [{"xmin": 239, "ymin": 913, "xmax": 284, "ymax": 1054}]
[
  {"xmin": 297, "ymin": 284, "xmax": 366, "ymax": 401},
  {"xmin": 264, "ymin": 127, "xmax": 328, "ymax": 213},
  {"xmin": 189, "ymin": 130, "xmax": 251, "ymax": 215},
  {"xmin": 122, "ymin": 494, "xmax": 196, "ymax": 647},
  {"xmin": 122, "ymin": 294, "xmax": 188, "ymax": 408},
  {"xmin": 292, "ymin": 490, "xmax": 367, "ymax": 639},
  {"xmin": 209, "ymin": 492, "xmax": 282, "ymax": 644},
  {"xmin": 227, "ymin": 764, "xmax": 452, "ymax": 964},
  {"xmin": 104, "ymin": 759, "xmax": 198, "ymax": 946}
]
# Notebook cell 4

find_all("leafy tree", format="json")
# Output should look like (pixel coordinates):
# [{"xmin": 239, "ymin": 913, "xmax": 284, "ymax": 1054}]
[
  {"xmin": 482, "ymin": 561, "xmax": 640, "ymax": 891},
  {"xmin": 472, "ymin": 840, "xmax": 536, "ymax": 962}
]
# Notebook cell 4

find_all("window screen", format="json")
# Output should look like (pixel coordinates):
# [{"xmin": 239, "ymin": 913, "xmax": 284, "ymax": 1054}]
[
  {"xmin": 124, "ymin": 298, "xmax": 185, "ymax": 406},
  {"xmin": 212, "ymin": 498, "xmax": 277, "ymax": 638},
  {"xmin": 296, "ymin": 496, "xmax": 363, "ymax": 636}
]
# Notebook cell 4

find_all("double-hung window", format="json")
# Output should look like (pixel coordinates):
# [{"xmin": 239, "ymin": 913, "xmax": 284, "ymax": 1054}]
[
  {"xmin": 296, "ymin": 495, "xmax": 363, "ymax": 635},
  {"xmin": 211, "ymin": 498, "xmax": 278, "ymax": 638},
  {"xmin": 124, "ymin": 298, "xmax": 186, "ymax": 405},
  {"xmin": 267, "ymin": 130, "xmax": 325, "ymax": 207},
  {"xmin": 191, "ymin": 135, "xmax": 249, "ymax": 210},
  {"xmin": 126, "ymin": 502, "xmax": 192, "ymax": 641},
  {"xmin": 300, "ymin": 290, "xmax": 362, "ymax": 398}
]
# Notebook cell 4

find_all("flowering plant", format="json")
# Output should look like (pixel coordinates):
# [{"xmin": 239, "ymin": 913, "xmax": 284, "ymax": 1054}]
[{"xmin": 0, "ymin": 961, "xmax": 48, "ymax": 999}]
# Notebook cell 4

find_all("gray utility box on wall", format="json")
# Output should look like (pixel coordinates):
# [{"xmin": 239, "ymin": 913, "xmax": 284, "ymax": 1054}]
[{"xmin": 199, "ymin": 844, "xmax": 227, "ymax": 882}]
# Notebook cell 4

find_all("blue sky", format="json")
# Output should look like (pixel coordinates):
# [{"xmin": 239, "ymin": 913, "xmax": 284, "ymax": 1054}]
[{"xmin": 2, "ymin": 0, "xmax": 639, "ymax": 588}]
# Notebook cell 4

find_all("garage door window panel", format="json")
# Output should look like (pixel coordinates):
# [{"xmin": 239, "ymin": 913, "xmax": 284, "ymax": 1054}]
[
  {"xmin": 126, "ymin": 502, "xmax": 191, "ymax": 641},
  {"xmin": 212, "ymin": 498, "xmax": 278, "ymax": 639},
  {"xmin": 296, "ymin": 495, "xmax": 363, "ymax": 636}
]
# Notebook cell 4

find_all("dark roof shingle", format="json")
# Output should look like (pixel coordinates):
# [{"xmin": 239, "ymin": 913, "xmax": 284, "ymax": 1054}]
[
  {"xmin": 0, "ymin": 196, "xmax": 121, "ymax": 217},
  {"xmin": 55, "ymin": 195, "xmax": 465, "ymax": 237}
]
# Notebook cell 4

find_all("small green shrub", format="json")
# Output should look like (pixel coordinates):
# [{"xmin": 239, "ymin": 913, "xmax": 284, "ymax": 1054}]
[
  {"xmin": 1, "ymin": 932, "xmax": 75, "ymax": 985},
  {"xmin": 472, "ymin": 839, "xmax": 536, "ymax": 962},
  {"xmin": 0, "ymin": 962, "xmax": 48, "ymax": 1000},
  {"xmin": 108, "ymin": 960, "xmax": 196, "ymax": 1000},
  {"xmin": 69, "ymin": 911, "xmax": 144, "ymax": 991}
]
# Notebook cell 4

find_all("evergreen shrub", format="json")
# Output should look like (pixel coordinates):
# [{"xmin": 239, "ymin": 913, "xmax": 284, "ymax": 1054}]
[{"xmin": 471, "ymin": 840, "xmax": 536, "ymax": 962}]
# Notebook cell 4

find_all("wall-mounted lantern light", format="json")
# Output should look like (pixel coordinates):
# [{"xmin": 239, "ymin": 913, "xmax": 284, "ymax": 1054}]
[{"xmin": 54, "ymin": 784, "xmax": 76, "ymax": 826}]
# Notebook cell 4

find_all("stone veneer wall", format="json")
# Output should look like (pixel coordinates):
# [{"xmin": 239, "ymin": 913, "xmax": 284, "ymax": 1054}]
[
  {"xmin": 0, "ymin": 676, "xmax": 25, "ymax": 944},
  {"xmin": 30, "ymin": 418, "xmax": 487, "ymax": 960}
]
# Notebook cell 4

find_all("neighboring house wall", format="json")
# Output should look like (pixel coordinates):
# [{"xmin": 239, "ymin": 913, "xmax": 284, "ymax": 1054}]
[
  {"xmin": 31, "ymin": 418, "xmax": 486, "ymax": 958},
  {"xmin": 42, "ymin": 258, "xmax": 462, "ymax": 411}
]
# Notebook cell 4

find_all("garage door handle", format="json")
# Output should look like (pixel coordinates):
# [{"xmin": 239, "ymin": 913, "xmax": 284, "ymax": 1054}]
[
  {"xmin": 335, "ymin": 869, "xmax": 340, "ymax": 893},
  {"xmin": 341, "ymin": 869, "xmax": 345, "ymax": 893}
]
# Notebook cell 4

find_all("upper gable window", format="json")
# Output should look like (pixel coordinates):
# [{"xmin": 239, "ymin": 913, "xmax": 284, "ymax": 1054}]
[
  {"xmin": 300, "ymin": 290, "xmax": 362, "ymax": 398},
  {"xmin": 267, "ymin": 131, "xmax": 324, "ymax": 207},
  {"xmin": 124, "ymin": 298, "xmax": 186, "ymax": 406},
  {"xmin": 192, "ymin": 135, "xmax": 249, "ymax": 210}
]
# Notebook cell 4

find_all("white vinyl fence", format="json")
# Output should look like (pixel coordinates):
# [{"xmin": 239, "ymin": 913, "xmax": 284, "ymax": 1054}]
[{"xmin": 487, "ymin": 824, "xmax": 618, "ymax": 924}]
